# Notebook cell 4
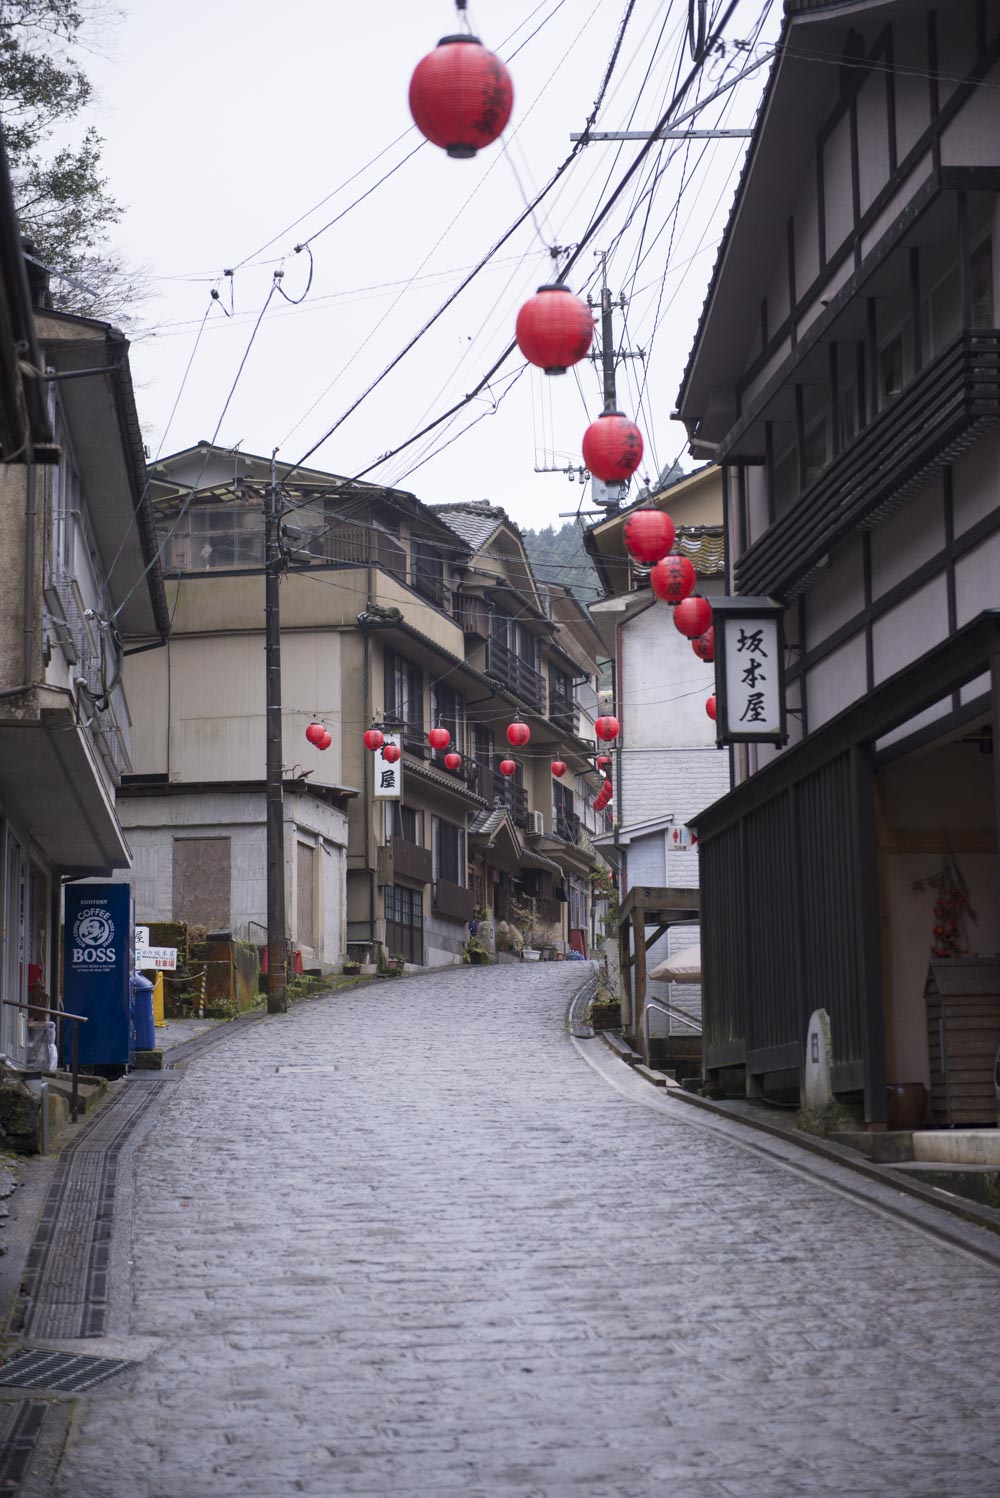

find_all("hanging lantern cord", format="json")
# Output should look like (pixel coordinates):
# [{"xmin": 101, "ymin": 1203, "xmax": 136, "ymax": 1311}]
[{"xmin": 455, "ymin": 0, "xmax": 473, "ymax": 33}]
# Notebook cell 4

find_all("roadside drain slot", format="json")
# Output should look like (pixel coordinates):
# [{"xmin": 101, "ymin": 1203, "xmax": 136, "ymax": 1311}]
[{"xmin": 0, "ymin": 1350, "xmax": 132, "ymax": 1393}]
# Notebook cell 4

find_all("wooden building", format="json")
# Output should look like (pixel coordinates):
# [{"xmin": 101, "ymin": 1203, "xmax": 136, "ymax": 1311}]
[{"xmin": 676, "ymin": 0, "xmax": 1000, "ymax": 1125}]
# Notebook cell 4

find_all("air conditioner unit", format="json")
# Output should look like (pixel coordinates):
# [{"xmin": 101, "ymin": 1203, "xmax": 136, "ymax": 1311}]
[{"xmin": 528, "ymin": 810, "xmax": 545, "ymax": 835}]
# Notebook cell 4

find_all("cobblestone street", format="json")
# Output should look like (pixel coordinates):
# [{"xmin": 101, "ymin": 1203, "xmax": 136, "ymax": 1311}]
[{"xmin": 54, "ymin": 964, "xmax": 1000, "ymax": 1497}]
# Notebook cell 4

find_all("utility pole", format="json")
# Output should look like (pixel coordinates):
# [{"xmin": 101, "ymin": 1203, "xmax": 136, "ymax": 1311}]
[
  {"xmin": 588, "ymin": 253, "xmax": 638, "ymax": 511},
  {"xmin": 264, "ymin": 448, "xmax": 287, "ymax": 1015}
]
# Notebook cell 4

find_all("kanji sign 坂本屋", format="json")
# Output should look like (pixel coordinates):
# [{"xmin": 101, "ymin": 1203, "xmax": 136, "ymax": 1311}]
[{"xmin": 711, "ymin": 597, "xmax": 787, "ymax": 746}]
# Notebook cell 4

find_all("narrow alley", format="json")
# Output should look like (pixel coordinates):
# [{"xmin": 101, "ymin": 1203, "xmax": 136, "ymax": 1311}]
[{"xmin": 41, "ymin": 965, "xmax": 1000, "ymax": 1498}]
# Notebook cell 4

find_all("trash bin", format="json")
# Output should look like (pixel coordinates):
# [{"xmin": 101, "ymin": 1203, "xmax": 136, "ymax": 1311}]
[{"xmin": 133, "ymin": 972, "xmax": 156, "ymax": 1051}]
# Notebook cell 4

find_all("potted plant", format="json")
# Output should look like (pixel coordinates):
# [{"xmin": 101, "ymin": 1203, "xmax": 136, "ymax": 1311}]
[
  {"xmin": 463, "ymin": 935, "xmax": 490, "ymax": 965},
  {"xmin": 509, "ymin": 896, "xmax": 540, "ymax": 960},
  {"xmin": 386, "ymin": 952, "xmax": 406, "ymax": 977}
]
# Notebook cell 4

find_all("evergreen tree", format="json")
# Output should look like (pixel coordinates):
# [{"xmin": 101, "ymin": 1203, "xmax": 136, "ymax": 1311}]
[{"xmin": 0, "ymin": 1, "xmax": 140, "ymax": 322}]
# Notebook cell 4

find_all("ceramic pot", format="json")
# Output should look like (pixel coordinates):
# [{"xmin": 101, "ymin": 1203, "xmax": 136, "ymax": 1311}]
[{"xmin": 886, "ymin": 1082, "xmax": 927, "ymax": 1131}]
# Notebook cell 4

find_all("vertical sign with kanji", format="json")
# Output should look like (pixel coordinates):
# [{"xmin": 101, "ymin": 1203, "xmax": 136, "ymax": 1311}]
[
  {"xmin": 712, "ymin": 597, "xmax": 787, "ymax": 746},
  {"xmin": 373, "ymin": 733, "xmax": 402, "ymax": 799}
]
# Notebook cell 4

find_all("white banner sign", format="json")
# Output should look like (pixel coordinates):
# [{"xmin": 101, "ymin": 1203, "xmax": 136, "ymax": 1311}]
[
  {"xmin": 373, "ymin": 733, "xmax": 402, "ymax": 800},
  {"xmin": 135, "ymin": 926, "xmax": 149, "ymax": 949},
  {"xmin": 136, "ymin": 946, "xmax": 177, "ymax": 971},
  {"xmin": 721, "ymin": 614, "xmax": 782, "ymax": 738}
]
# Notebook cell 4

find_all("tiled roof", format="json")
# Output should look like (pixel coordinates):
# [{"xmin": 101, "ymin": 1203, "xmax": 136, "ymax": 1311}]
[
  {"xmin": 469, "ymin": 807, "xmax": 509, "ymax": 837},
  {"xmin": 432, "ymin": 500, "xmax": 521, "ymax": 551},
  {"xmin": 404, "ymin": 758, "xmax": 488, "ymax": 805}
]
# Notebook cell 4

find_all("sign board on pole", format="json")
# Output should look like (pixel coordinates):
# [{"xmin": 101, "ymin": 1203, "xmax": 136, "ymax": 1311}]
[
  {"xmin": 134, "ymin": 926, "xmax": 149, "ymax": 950},
  {"xmin": 373, "ymin": 732, "xmax": 402, "ymax": 800},
  {"xmin": 711, "ymin": 596, "xmax": 787, "ymax": 747},
  {"xmin": 136, "ymin": 946, "xmax": 178, "ymax": 971}
]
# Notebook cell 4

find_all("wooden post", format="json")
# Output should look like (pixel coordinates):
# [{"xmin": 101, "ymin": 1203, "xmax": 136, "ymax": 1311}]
[
  {"xmin": 632, "ymin": 907, "xmax": 648, "ymax": 1063},
  {"xmin": 618, "ymin": 915, "xmax": 632, "ymax": 1033}
]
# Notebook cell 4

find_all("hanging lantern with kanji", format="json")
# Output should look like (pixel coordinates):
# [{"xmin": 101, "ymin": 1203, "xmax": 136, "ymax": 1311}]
[
  {"xmin": 306, "ymin": 722, "xmax": 325, "ymax": 746},
  {"xmin": 706, "ymin": 695, "xmax": 717, "ymax": 721},
  {"xmin": 408, "ymin": 34, "xmax": 513, "ymax": 159},
  {"xmin": 383, "ymin": 743, "xmax": 401, "ymax": 764},
  {"xmin": 582, "ymin": 412, "xmax": 644, "ymax": 483},
  {"xmin": 444, "ymin": 751, "xmax": 462, "ymax": 771},
  {"xmin": 673, "ymin": 595, "xmax": 713, "ymax": 639},
  {"xmin": 691, "ymin": 626, "xmax": 714, "ymax": 663},
  {"xmin": 506, "ymin": 721, "xmax": 530, "ymax": 747},
  {"xmin": 595, "ymin": 715, "xmax": 620, "ymax": 742},
  {"xmin": 499, "ymin": 757, "xmax": 517, "ymax": 777},
  {"xmin": 651, "ymin": 554, "xmax": 696, "ymax": 605},
  {"xmin": 362, "ymin": 728, "xmax": 384, "ymax": 752},
  {"xmin": 596, "ymin": 753, "xmax": 612, "ymax": 771},
  {"xmin": 428, "ymin": 725, "xmax": 451, "ymax": 750},
  {"xmin": 623, "ymin": 508, "xmax": 675, "ymax": 565},
  {"xmin": 551, "ymin": 759, "xmax": 567, "ymax": 778},
  {"xmin": 316, "ymin": 729, "xmax": 332, "ymax": 751},
  {"xmin": 516, "ymin": 286, "xmax": 594, "ymax": 375}
]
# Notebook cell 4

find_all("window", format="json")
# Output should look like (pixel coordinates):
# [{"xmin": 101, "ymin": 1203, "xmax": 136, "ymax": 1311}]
[
  {"xmin": 802, "ymin": 418, "xmax": 828, "ymax": 487},
  {"xmin": 431, "ymin": 680, "xmax": 464, "ymax": 761},
  {"xmin": 432, "ymin": 817, "xmax": 465, "ymax": 886},
  {"xmin": 411, "ymin": 536, "xmax": 445, "ymax": 606},
  {"xmin": 879, "ymin": 328, "xmax": 905, "ymax": 405},
  {"xmin": 387, "ymin": 802, "xmax": 421, "ymax": 843},
  {"xmin": 384, "ymin": 649, "xmax": 423, "ymax": 753},
  {"xmin": 49, "ymin": 399, "xmax": 79, "ymax": 579},
  {"xmin": 837, "ymin": 381, "xmax": 858, "ymax": 451}
]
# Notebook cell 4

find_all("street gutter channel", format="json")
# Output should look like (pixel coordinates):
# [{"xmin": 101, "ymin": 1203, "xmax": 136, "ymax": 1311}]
[{"xmin": 571, "ymin": 1017, "xmax": 1000, "ymax": 1272}]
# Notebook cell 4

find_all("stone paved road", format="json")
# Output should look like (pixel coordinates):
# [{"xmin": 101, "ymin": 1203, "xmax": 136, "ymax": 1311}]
[{"xmin": 57, "ymin": 965, "xmax": 1000, "ymax": 1497}]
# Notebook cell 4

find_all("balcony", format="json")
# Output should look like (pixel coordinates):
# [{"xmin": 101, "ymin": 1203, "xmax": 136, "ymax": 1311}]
[
  {"xmin": 432, "ymin": 879, "xmax": 476, "ymax": 923},
  {"xmin": 736, "ymin": 331, "xmax": 1000, "ymax": 600},
  {"xmin": 485, "ymin": 637, "xmax": 544, "ymax": 710},
  {"xmin": 391, "ymin": 835, "xmax": 433, "ymax": 884},
  {"xmin": 548, "ymin": 691, "xmax": 579, "ymax": 737},
  {"xmin": 493, "ymin": 772, "xmax": 528, "ymax": 829},
  {"xmin": 323, "ymin": 522, "xmax": 407, "ymax": 582},
  {"xmin": 554, "ymin": 810, "xmax": 581, "ymax": 845}
]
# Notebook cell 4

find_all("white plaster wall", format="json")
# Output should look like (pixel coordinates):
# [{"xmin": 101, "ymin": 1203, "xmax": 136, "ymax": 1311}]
[
  {"xmin": 872, "ymin": 575, "xmax": 949, "ymax": 684},
  {"xmin": 805, "ymin": 634, "xmax": 868, "ymax": 730},
  {"xmin": 870, "ymin": 480, "xmax": 945, "ymax": 598},
  {"xmin": 953, "ymin": 427, "xmax": 1000, "ymax": 538},
  {"xmin": 940, "ymin": 58, "xmax": 1000, "ymax": 165},
  {"xmin": 803, "ymin": 536, "xmax": 865, "ymax": 649},
  {"xmin": 955, "ymin": 529, "xmax": 1000, "ymax": 628},
  {"xmin": 891, "ymin": 12, "xmax": 932, "ymax": 159},
  {"xmin": 822, "ymin": 109, "xmax": 854, "ymax": 256},
  {"xmin": 856, "ymin": 68, "xmax": 890, "ymax": 216}
]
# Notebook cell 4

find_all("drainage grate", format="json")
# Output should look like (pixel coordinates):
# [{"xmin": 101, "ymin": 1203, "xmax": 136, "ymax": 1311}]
[
  {"xmin": 0, "ymin": 1349, "xmax": 132, "ymax": 1393},
  {"xmin": 0, "ymin": 1400, "xmax": 48, "ymax": 1491},
  {"xmin": 275, "ymin": 1065, "xmax": 338, "ymax": 1074}
]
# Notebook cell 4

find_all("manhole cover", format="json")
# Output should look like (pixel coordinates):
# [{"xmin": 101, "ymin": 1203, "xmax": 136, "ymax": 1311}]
[{"xmin": 0, "ymin": 1349, "xmax": 132, "ymax": 1392}]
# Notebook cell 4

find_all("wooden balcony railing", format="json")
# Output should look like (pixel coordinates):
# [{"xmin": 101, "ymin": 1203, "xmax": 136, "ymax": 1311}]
[
  {"xmin": 324, "ymin": 523, "xmax": 407, "ymax": 582},
  {"xmin": 492, "ymin": 772, "xmax": 528, "ymax": 828},
  {"xmin": 432, "ymin": 879, "xmax": 476, "ymax": 923},
  {"xmin": 485, "ymin": 637, "xmax": 544, "ymax": 710},
  {"xmin": 554, "ymin": 810, "xmax": 581, "ymax": 845},
  {"xmin": 737, "ymin": 331, "xmax": 1000, "ymax": 599},
  {"xmin": 391, "ymin": 835, "xmax": 433, "ymax": 884},
  {"xmin": 548, "ymin": 693, "xmax": 579, "ymax": 736}
]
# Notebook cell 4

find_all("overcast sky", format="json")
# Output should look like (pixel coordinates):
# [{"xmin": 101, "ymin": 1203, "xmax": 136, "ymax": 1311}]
[{"xmin": 79, "ymin": 0, "xmax": 779, "ymax": 530}]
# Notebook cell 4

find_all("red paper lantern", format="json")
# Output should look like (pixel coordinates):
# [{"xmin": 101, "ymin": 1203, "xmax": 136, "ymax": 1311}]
[
  {"xmin": 595, "ymin": 715, "xmax": 620, "ymax": 742},
  {"xmin": 582, "ymin": 411, "xmax": 644, "ymax": 483},
  {"xmin": 623, "ymin": 509, "xmax": 675, "ymax": 565},
  {"xmin": 594, "ymin": 781, "xmax": 613, "ymax": 811},
  {"xmin": 706, "ymin": 695, "xmax": 717, "ymax": 721},
  {"xmin": 306, "ymin": 722, "xmax": 325, "ymax": 745},
  {"xmin": 428, "ymin": 726, "xmax": 451, "ymax": 750},
  {"xmin": 444, "ymin": 751, "xmax": 462, "ymax": 771},
  {"xmin": 316, "ymin": 729, "xmax": 332, "ymax": 751},
  {"xmin": 551, "ymin": 760, "xmax": 567, "ymax": 778},
  {"xmin": 651, "ymin": 554, "xmax": 696, "ymax": 605},
  {"xmin": 499, "ymin": 758, "xmax": 517, "ymax": 778},
  {"xmin": 516, "ymin": 286, "xmax": 593, "ymax": 375},
  {"xmin": 408, "ymin": 35, "xmax": 513, "ymax": 159},
  {"xmin": 673, "ymin": 595, "xmax": 713, "ymax": 639},
  {"xmin": 506, "ymin": 721, "xmax": 530, "ymax": 747},
  {"xmin": 363, "ymin": 728, "xmax": 384, "ymax": 752},
  {"xmin": 596, "ymin": 754, "xmax": 612, "ymax": 771},
  {"xmin": 692, "ymin": 626, "xmax": 714, "ymax": 663},
  {"xmin": 382, "ymin": 743, "xmax": 401, "ymax": 764}
]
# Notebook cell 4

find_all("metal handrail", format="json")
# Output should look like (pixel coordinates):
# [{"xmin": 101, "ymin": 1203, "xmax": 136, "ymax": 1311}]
[
  {"xmin": 642, "ymin": 995, "xmax": 702, "ymax": 1067},
  {"xmin": 2, "ymin": 999, "xmax": 88, "ymax": 1123}
]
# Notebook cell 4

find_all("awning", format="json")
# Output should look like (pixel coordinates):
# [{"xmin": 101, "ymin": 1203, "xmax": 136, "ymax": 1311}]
[
  {"xmin": 0, "ymin": 704, "xmax": 131, "ymax": 873},
  {"xmin": 649, "ymin": 943, "xmax": 702, "ymax": 983}
]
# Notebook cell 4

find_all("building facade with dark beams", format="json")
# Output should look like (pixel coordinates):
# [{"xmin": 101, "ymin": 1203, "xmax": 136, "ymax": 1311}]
[{"xmin": 676, "ymin": 0, "xmax": 1000, "ymax": 1126}]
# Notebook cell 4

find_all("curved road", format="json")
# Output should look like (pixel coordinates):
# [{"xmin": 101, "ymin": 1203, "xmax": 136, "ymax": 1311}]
[{"xmin": 59, "ymin": 964, "xmax": 1000, "ymax": 1497}]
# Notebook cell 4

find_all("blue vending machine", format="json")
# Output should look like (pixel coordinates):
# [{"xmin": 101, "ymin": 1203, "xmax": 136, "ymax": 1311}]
[{"xmin": 63, "ymin": 883, "xmax": 133, "ymax": 1073}]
